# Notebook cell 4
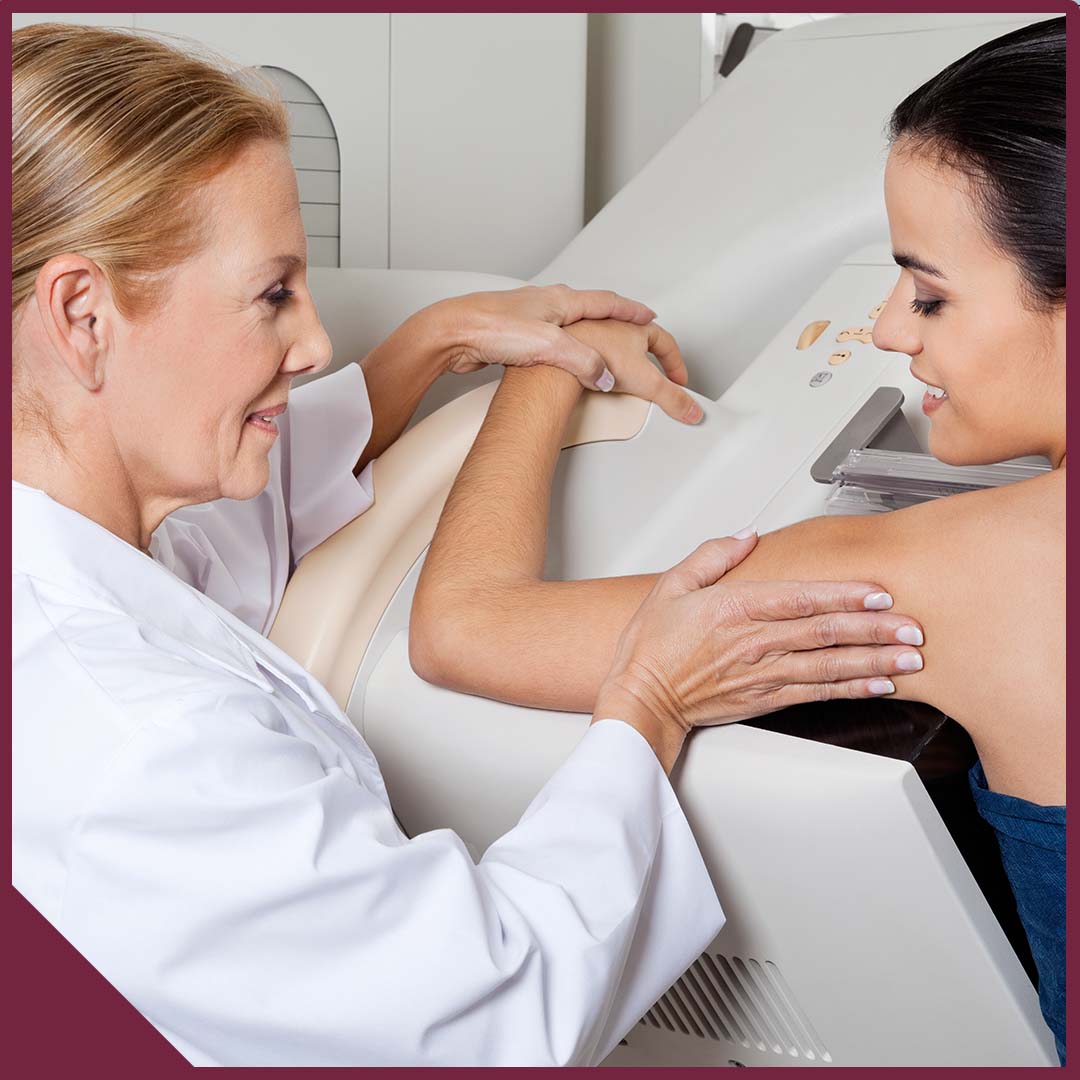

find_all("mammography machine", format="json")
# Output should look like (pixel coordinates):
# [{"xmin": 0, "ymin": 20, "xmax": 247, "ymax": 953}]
[{"xmin": 269, "ymin": 14, "xmax": 1059, "ymax": 1067}]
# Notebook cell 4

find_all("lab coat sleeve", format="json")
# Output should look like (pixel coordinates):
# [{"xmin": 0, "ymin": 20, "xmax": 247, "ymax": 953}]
[
  {"xmin": 60, "ymin": 714, "xmax": 723, "ymax": 1067},
  {"xmin": 282, "ymin": 361, "xmax": 375, "ymax": 563}
]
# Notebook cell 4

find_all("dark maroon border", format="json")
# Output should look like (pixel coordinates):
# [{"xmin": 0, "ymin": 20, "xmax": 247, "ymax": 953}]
[{"xmin": 6, "ymin": 3, "xmax": 1074, "ymax": 1074}]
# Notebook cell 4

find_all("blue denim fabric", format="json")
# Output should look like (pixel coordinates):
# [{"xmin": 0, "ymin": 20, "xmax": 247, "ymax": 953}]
[{"xmin": 970, "ymin": 762, "xmax": 1065, "ymax": 1065}]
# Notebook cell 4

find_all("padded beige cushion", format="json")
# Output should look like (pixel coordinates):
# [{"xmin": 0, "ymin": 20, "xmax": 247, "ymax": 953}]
[{"xmin": 269, "ymin": 382, "xmax": 649, "ymax": 707}]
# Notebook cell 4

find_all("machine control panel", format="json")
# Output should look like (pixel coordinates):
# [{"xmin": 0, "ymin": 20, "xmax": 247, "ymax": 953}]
[{"xmin": 793, "ymin": 299, "xmax": 889, "ymax": 355}]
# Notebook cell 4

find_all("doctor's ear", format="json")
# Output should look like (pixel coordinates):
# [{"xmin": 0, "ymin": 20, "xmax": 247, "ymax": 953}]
[{"xmin": 34, "ymin": 254, "xmax": 113, "ymax": 391}]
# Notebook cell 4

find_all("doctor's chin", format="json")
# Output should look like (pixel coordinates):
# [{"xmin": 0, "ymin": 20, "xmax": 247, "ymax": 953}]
[{"xmin": 11, "ymin": 11, "xmax": 1065, "ymax": 1069}]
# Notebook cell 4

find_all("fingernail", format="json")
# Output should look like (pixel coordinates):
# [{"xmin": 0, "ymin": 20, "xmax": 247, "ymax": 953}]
[
  {"xmin": 896, "ymin": 651, "xmax": 923, "ymax": 672},
  {"xmin": 896, "ymin": 625, "xmax": 924, "ymax": 646},
  {"xmin": 595, "ymin": 368, "xmax": 615, "ymax": 392},
  {"xmin": 732, "ymin": 525, "xmax": 757, "ymax": 540},
  {"xmin": 685, "ymin": 403, "xmax": 704, "ymax": 424},
  {"xmin": 864, "ymin": 591, "xmax": 893, "ymax": 610},
  {"xmin": 868, "ymin": 678, "xmax": 896, "ymax": 696}
]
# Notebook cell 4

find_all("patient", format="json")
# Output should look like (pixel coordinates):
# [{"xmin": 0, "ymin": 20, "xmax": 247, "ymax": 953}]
[{"xmin": 411, "ymin": 19, "xmax": 1065, "ymax": 1062}]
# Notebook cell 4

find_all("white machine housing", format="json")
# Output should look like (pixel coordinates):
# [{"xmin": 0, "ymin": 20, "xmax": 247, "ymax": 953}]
[{"xmin": 270, "ymin": 13, "xmax": 1058, "ymax": 1068}]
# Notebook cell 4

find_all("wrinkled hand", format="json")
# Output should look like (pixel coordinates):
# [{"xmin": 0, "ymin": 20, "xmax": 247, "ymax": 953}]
[
  {"xmin": 561, "ymin": 318, "xmax": 702, "ymax": 425},
  {"xmin": 594, "ymin": 534, "xmax": 926, "ymax": 771},
  {"xmin": 440, "ymin": 283, "xmax": 657, "ymax": 389}
]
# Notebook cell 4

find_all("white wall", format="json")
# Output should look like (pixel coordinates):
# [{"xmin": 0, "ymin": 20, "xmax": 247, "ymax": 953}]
[
  {"xmin": 135, "ymin": 13, "xmax": 391, "ymax": 270},
  {"xmin": 584, "ymin": 13, "xmax": 712, "ymax": 222},
  {"xmin": 15, "ymin": 12, "xmax": 729, "ymax": 270},
  {"xmin": 388, "ymin": 14, "xmax": 586, "ymax": 278},
  {"xmin": 12, "ymin": 12, "xmax": 587, "ymax": 278}
]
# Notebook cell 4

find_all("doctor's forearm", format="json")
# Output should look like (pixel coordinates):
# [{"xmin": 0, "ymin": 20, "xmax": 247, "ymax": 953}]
[
  {"xmin": 354, "ymin": 304, "xmax": 460, "ymax": 474},
  {"xmin": 411, "ymin": 366, "xmax": 656, "ymax": 711}
]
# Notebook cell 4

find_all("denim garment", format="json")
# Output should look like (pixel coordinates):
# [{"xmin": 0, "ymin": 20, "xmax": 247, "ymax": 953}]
[{"xmin": 970, "ymin": 763, "xmax": 1066, "ymax": 1065}]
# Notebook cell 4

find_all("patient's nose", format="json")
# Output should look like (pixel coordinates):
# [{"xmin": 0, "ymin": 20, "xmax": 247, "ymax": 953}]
[{"xmin": 872, "ymin": 286, "xmax": 920, "ymax": 357}]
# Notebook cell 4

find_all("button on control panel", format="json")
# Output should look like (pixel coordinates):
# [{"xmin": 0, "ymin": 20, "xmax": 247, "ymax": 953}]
[
  {"xmin": 836, "ymin": 326, "xmax": 874, "ymax": 345},
  {"xmin": 796, "ymin": 320, "xmax": 831, "ymax": 350}
]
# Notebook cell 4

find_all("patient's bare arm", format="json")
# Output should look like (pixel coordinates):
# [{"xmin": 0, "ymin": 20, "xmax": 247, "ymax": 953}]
[
  {"xmin": 412, "ymin": 358, "xmax": 1063, "ymax": 803},
  {"xmin": 411, "ymin": 365, "xmax": 927, "ymax": 715},
  {"xmin": 411, "ymin": 366, "xmax": 656, "ymax": 711}
]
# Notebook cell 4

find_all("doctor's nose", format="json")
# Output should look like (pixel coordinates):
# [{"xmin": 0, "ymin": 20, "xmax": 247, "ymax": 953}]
[
  {"xmin": 282, "ymin": 307, "xmax": 334, "ymax": 378},
  {"xmin": 872, "ymin": 283, "xmax": 922, "ymax": 358}
]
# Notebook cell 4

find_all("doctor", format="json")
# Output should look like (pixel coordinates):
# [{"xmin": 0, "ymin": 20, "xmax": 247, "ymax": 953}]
[{"xmin": 12, "ymin": 24, "xmax": 927, "ymax": 1066}]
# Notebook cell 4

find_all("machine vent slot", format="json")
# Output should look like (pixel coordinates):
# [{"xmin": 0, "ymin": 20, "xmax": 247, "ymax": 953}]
[
  {"xmin": 639, "ymin": 953, "xmax": 831, "ymax": 1063},
  {"xmin": 258, "ymin": 66, "xmax": 341, "ymax": 269}
]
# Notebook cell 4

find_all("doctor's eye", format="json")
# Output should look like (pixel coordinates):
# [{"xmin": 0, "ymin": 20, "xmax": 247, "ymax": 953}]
[
  {"xmin": 261, "ymin": 284, "xmax": 295, "ymax": 309},
  {"xmin": 909, "ymin": 297, "xmax": 943, "ymax": 318}
]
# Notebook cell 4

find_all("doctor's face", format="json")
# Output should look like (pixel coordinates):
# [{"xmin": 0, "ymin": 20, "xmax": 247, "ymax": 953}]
[
  {"xmin": 873, "ymin": 146, "xmax": 1065, "ymax": 467},
  {"xmin": 112, "ymin": 138, "xmax": 332, "ymax": 504}
]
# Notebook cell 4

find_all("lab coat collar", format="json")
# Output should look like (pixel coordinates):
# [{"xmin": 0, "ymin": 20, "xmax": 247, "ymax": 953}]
[{"xmin": 11, "ymin": 481, "xmax": 273, "ymax": 693}]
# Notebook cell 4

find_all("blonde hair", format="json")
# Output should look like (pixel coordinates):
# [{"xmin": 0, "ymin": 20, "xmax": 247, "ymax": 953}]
[{"xmin": 11, "ymin": 23, "xmax": 289, "ymax": 327}]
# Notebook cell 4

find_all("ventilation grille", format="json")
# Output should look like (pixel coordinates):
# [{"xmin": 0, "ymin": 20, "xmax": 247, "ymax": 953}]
[
  {"xmin": 639, "ymin": 953, "xmax": 831, "ymax": 1063},
  {"xmin": 258, "ymin": 66, "xmax": 341, "ymax": 269}
]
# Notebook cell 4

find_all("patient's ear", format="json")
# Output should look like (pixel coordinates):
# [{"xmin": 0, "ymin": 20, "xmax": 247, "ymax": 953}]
[{"xmin": 34, "ymin": 254, "xmax": 112, "ymax": 391}]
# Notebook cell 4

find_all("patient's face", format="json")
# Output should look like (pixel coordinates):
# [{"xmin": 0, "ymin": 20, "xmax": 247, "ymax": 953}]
[{"xmin": 874, "ymin": 146, "xmax": 1065, "ymax": 467}]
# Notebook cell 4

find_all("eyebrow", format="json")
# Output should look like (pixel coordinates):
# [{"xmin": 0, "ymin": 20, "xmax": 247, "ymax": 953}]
[
  {"xmin": 893, "ymin": 252, "xmax": 947, "ymax": 279},
  {"xmin": 250, "ymin": 253, "xmax": 306, "ymax": 279}
]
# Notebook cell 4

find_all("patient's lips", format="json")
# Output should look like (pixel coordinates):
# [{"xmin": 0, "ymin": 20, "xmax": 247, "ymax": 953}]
[
  {"xmin": 910, "ymin": 367, "xmax": 948, "ymax": 416},
  {"xmin": 920, "ymin": 382, "xmax": 948, "ymax": 416}
]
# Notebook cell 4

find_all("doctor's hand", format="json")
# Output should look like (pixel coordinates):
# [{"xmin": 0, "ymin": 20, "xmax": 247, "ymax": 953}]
[
  {"xmin": 437, "ymin": 284, "xmax": 681, "ymax": 395},
  {"xmin": 561, "ymin": 317, "xmax": 702, "ymax": 425},
  {"xmin": 592, "ymin": 534, "xmax": 926, "ymax": 773}
]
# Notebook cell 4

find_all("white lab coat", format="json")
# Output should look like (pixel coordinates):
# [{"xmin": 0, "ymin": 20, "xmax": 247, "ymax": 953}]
[{"xmin": 11, "ymin": 362, "xmax": 724, "ymax": 1067}]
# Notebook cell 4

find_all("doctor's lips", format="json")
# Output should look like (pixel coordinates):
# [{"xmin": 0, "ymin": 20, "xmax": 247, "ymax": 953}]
[{"xmin": 245, "ymin": 401, "xmax": 287, "ymax": 436}]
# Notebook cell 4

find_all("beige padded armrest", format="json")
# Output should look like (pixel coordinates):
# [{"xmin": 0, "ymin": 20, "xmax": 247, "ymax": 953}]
[{"xmin": 269, "ymin": 383, "xmax": 649, "ymax": 707}]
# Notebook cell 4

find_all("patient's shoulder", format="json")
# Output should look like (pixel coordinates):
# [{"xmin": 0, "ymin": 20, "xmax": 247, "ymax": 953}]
[
  {"xmin": 874, "ymin": 469, "xmax": 1063, "ymax": 751},
  {"xmin": 861, "ymin": 469, "xmax": 1064, "ymax": 647},
  {"xmin": 744, "ymin": 470, "xmax": 1062, "ymax": 790},
  {"xmin": 771, "ymin": 468, "xmax": 1063, "ymax": 595},
  {"xmin": 876, "ymin": 468, "xmax": 1063, "ymax": 584}
]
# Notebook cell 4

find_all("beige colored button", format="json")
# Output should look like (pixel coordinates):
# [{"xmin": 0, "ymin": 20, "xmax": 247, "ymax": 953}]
[
  {"xmin": 828, "ymin": 350, "xmax": 852, "ymax": 366},
  {"xmin": 796, "ymin": 320, "xmax": 830, "ymax": 350},
  {"xmin": 868, "ymin": 299, "xmax": 888, "ymax": 320},
  {"xmin": 836, "ymin": 326, "xmax": 874, "ymax": 344}
]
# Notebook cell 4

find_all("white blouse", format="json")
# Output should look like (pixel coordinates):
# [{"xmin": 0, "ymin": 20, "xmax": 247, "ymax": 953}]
[{"xmin": 12, "ymin": 361, "xmax": 723, "ymax": 1066}]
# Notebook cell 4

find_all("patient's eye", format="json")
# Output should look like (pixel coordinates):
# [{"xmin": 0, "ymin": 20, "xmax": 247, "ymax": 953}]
[{"xmin": 909, "ymin": 297, "xmax": 943, "ymax": 318}]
